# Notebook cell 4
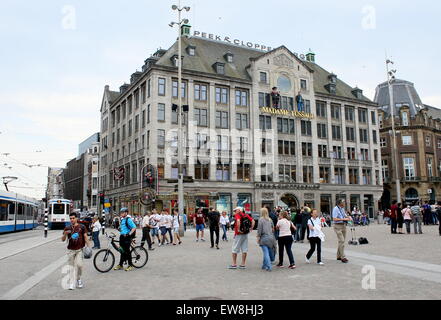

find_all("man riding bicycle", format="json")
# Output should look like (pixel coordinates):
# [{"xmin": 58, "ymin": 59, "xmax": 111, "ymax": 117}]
[{"xmin": 114, "ymin": 208, "xmax": 137, "ymax": 271}]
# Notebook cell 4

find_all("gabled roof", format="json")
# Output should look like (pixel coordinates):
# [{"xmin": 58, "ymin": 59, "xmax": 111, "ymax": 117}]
[
  {"xmin": 108, "ymin": 90, "xmax": 120, "ymax": 104},
  {"xmin": 424, "ymin": 104, "xmax": 441, "ymax": 120}
]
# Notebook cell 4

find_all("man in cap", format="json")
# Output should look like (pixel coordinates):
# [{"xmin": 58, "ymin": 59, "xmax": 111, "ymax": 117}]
[{"xmin": 228, "ymin": 207, "xmax": 254, "ymax": 269}]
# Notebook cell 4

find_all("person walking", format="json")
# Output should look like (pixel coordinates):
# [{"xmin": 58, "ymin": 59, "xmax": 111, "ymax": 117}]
[
  {"xmin": 91, "ymin": 216, "xmax": 101, "ymax": 249},
  {"xmin": 276, "ymin": 211, "xmax": 296, "ymax": 269},
  {"xmin": 171, "ymin": 209, "xmax": 182, "ymax": 245},
  {"xmin": 194, "ymin": 208, "xmax": 206, "ymax": 242},
  {"xmin": 220, "ymin": 211, "xmax": 230, "ymax": 241},
  {"xmin": 228, "ymin": 207, "xmax": 255, "ymax": 269},
  {"xmin": 305, "ymin": 209, "xmax": 325, "ymax": 265},
  {"xmin": 207, "ymin": 207, "xmax": 221, "ymax": 249},
  {"xmin": 62, "ymin": 212, "xmax": 92, "ymax": 290},
  {"xmin": 182, "ymin": 212, "xmax": 187, "ymax": 232},
  {"xmin": 402, "ymin": 205, "xmax": 413, "ymax": 234},
  {"xmin": 300, "ymin": 206, "xmax": 311, "ymax": 243},
  {"xmin": 390, "ymin": 200, "xmax": 398, "ymax": 234},
  {"xmin": 165, "ymin": 210, "xmax": 174, "ymax": 245},
  {"xmin": 113, "ymin": 208, "xmax": 137, "ymax": 271},
  {"xmin": 332, "ymin": 199, "xmax": 352, "ymax": 263},
  {"xmin": 158, "ymin": 210, "xmax": 170, "ymax": 246},
  {"xmin": 294, "ymin": 208, "xmax": 303, "ymax": 242},
  {"xmin": 411, "ymin": 201, "xmax": 423, "ymax": 234},
  {"xmin": 256, "ymin": 207, "xmax": 276, "ymax": 271},
  {"xmin": 150, "ymin": 209, "xmax": 161, "ymax": 245},
  {"xmin": 269, "ymin": 207, "xmax": 279, "ymax": 240},
  {"xmin": 396, "ymin": 203, "xmax": 404, "ymax": 234},
  {"xmin": 141, "ymin": 212, "xmax": 155, "ymax": 250}
]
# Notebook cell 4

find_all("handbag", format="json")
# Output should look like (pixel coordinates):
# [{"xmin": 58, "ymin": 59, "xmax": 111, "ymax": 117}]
[{"xmin": 83, "ymin": 246, "xmax": 92, "ymax": 259}]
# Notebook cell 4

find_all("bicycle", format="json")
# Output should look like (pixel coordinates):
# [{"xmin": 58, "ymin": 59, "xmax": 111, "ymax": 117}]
[{"xmin": 93, "ymin": 232, "xmax": 148, "ymax": 273}]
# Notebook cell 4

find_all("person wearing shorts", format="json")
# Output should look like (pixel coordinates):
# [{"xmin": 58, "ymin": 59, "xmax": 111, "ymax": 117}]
[
  {"xmin": 159, "ymin": 210, "xmax": 169, "ymax": 246},
  {"xmin": 228, "ymin": 207, "xmax": 254, "ymax": 270},
  {"xmin": 194, "ymin": 208, "xmax": 206, "ymax": 242}
]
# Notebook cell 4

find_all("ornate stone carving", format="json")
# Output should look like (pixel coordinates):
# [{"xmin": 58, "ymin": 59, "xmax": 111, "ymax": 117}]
[
  {"xmin": 304, "ymin": 193, "xmax": 315, "ymax": 200},
  {"xmin": 262, "ymin": 192, "xmax": 274, "ymax": 200},
  {"xmin": 273, "ymin": 54, "xmax": 294, "ymax": 68}
]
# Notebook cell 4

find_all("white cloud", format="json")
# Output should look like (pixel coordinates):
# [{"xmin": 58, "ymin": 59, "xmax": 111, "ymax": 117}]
[{"xmin": 423, "ymin": 96, "xmax": 441, "ymax": 108}]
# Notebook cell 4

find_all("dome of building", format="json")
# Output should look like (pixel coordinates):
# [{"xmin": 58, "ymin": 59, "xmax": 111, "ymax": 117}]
[{"xmin": 374, "ymin": 79, "xmax": 424, "ymax": 117}]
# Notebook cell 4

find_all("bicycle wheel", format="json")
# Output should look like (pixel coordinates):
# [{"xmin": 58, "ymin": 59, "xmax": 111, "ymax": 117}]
[
  {"xmin": 93, "ymin": 249, "xmax": 115, "ymax": 273},
  {"xmin": 131, "ymin": 246, "xmax": 148, "ymax": 268}
]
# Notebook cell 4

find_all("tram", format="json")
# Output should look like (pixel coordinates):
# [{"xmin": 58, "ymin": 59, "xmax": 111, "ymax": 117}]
[
  {"xmin": 0, "ymin": 190, "xmax": 39, "ymax": 234},
  {"xmin": 47, "ymin": 198, "xmax": 73, "ymax": 229}
]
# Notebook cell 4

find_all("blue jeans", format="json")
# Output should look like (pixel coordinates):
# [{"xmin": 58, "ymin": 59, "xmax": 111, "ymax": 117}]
[
  {"xmin": 92, "ymin": 231, "xmax": 100, "ymax": 248},
  {"xmin": 295, "ymin": 224, "xmax": 303, "ymax": 241},
  {"xmin": 260, "ymin": 245, "xmax": 275, "ymax": 270},
  {"xmin": 221, "ymin": 224, "xmax": 228, "ymax": 240}
]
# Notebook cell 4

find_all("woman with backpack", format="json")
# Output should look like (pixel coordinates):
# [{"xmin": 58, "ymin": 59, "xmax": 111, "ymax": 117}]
[
  {"xmin": 256, "ymin": 207, "xmax": 277, "ymax": 271},
  {"xmin": 305, "ymin": 209, "xmax": 325, "ymax": 265},
  {"xmin": 276, "ymin": 211, "xmax": 296, "ymax": 269}
]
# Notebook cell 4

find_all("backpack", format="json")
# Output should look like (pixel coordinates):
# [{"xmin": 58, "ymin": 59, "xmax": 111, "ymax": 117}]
[
  {"xmin": 358, "ymin": 237, "xmax": 369, "ymax": 244},
  {"xmin": 125, "ymin": 217, "xmax": 136, "ymax": 239},
  {"xmin": 239, "ymin": 212, "xmax": 252, "ymax": 234}
]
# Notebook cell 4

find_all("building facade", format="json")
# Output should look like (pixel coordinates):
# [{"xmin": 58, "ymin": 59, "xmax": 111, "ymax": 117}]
[
  {"xmin": 375, "ymin": 79, "xmax": 441, "ymax": 206},
  {"xmin": 98, "ymin": 33, "xmax": 383, "ymax": 218},
  {"xmin": 46, "ymin": 167, "xmax": 64, "ymax": 200}
]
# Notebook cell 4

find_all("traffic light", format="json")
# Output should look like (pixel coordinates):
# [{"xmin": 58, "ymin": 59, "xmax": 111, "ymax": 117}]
[{"xmin": 99, "ymin": 193, "xmax": 104, "ymax": 203}]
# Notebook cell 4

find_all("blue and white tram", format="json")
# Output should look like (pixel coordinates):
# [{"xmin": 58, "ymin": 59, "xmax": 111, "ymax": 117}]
[
  {"xmin": 48, "ymin": 199, "xmax": 72, "ymax": 229},
  {"xmin": 0, "ymin": 190, "xmax": 39, "ymax": 234}
]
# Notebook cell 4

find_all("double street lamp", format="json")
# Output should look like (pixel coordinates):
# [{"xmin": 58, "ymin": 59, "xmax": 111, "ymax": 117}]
[{"xmin": 170, "ymin": 2, "xmax": 190, "ymax": 218}]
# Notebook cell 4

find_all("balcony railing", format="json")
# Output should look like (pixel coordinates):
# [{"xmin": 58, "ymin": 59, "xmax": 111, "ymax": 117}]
[
  {"xmin": 429, "ymin": 177, "xmax": 441, "ymax": 182},
  {"xmin": 401, "ymin": 176, "xmax": 421, "ymax": 182},
  {"xmin": 318, "ymin": 157, "xmax": 331, "ymax": 165}
]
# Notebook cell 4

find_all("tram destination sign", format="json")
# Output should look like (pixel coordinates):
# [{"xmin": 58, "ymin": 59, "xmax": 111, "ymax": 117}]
[{"xmin": 260, "ymin": 107, "xmax": 314, "ymax": 119}]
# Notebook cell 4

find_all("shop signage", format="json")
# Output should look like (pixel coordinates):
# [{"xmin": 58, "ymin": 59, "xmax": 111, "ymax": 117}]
[
  {"xmin": 193, "ymin": 30, "xmax": 272, "ymax": 51},
  {"xmin": 260, "ymin": 107, "xmax": 314, "ymax": 119}
]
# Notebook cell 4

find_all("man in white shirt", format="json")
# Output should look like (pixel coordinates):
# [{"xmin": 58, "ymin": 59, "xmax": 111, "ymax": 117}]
[
  {"xmin": 141, "ymin": 212, "xmax": 155, "ymax": 250},
  {"xmin": 150, "ymin": 209, "xmax": 161, "ymax": 245},
  {"xmin": 159, "ymin": 210, "xmax": 170, "ymax": 246},
  {"xmin": 91, "ymin": 216, "xmax": 101, "ymax": 249}
]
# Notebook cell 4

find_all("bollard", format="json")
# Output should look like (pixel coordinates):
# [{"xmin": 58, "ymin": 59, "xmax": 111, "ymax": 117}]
[{"xmin": 44, "ymin": 213, "xmax": 48, "ymax": 238}]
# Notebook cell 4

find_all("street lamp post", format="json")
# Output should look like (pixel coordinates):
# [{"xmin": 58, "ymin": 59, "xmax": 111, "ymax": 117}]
[
  {"xmin": 170, "ymin": 2, "xmax": 190, "ymax": 220},
  {"xmin": 386, "ymin": 58, "xmax": 400, "ymax": 202}
]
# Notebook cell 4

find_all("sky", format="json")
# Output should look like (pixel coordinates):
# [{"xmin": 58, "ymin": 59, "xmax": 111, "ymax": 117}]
[{"xmin": 0, "ymin": 0, "xmax": 440, "ymax": 199}]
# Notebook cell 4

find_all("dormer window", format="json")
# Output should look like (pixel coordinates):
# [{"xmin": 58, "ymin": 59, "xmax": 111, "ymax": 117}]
[
  {"xmin": 171, "ymin": 54, "xmax": 184, "ymax": 67},
  {"xmin": 213, "ymin": 62, "xmax": 225, "ymax": 75},
  {"xmin": 224, "ymin": 52, "xmax": 234, "ymax": 63},
  {"xmin": 402, "ymin": 111, "xmax": 409, "ymax": 126},
  {"xmin": 328, "ymin": 73, "xmax": 337, "ymax": 84},
  {"xmin": 186, "ymin": 45, "xmax": 196, "ymax": 56},
  {"xmin": 351, "ymin": 87, "xmax": 363, "ymax": 99},
  {"xmin": 325, "ymin": 83, "xmax": 336, "ymax": 94}
]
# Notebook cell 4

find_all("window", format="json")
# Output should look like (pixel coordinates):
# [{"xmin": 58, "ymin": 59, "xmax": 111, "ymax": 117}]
[
  {"xmin": 141, "ymin": 110, "xmax": 146, "ymax": 128},
  {"xmin": 347, "ymin": 147, "xmax": 356, "ymax": 160},
  {"xmin": 277, "ymin": 118, "xmax": 295, "ymax": 134},
  {"xmin": 372, "ymin": 130, "xmax": 377, "ymax": 144},
  {"xmin": 134, "ymin": 90, "xmax": 139, "ymax": 109},
  {"xmin": 371, "ymin": 111, "xmax": 376, "ymax": 125},
  {"xmin": 147, "ymin": 104, "xmax": 151, "ymax": 123},
  {"xmin": 426, "ymin": 135, "xmax": 432, "ymax": 147},
  {"xmin": 157, "ymin": 129, "xmax": 165, "ymax": 148},
  {"xmin": 402, "ymin": 135, "xmax": 412, "ymax": 145},
  {"xmin": 217, "ymin": 135, "xmax": 229, "ymax": 151},
  {"xmin": 261, "ymin": 163, "xmax": 273, "ymax": 182},
  {"xmin": 215, "ymin": 63, "xmax": 225, "ymax": 74},
  {"xmin": 360, "ymin": 148, "xmax": 369, "ymax": 161},
  {"xmin": 216, "ymin": 162, "xmax": 230, "ymax": 181},
  {"xmin": 303, "ymin": 166, "xmax": 313, "ymax": 183},
  {"xmin": 117, "ymin": 128, "xmax": 120, "ymax": 144},
  {"xmin": 236, "ymin": 113, "xmax": 248, "ymax": 130},
  {"xmin": 194, "ymin": 108, "xmax": 208, "ymax": 126},
  {"xmin": 238, "ymin": 137, "xmax": 248, "ymax": 152},
  {"xmin": 374, "ymin": 149, "xmax": 379, "ymax": 162},
  {"xmin": 335, "ymin": 167, "xmax": 345, "ymax": 184},
  {"xmin": 300, "ymin": 79, "xmax": 307, "ymax": 90},
  {"xmin": 301, "ymin": 120, "xmax": 312, "ymax": 136},
  {"xmin": 258, "ymin": 92, "xmax": 270, "ymax": 107},
  {"xmin": 194, "ymin": 161, "xmax": 209, "ymax": 180},
  {"xmin": 237, "ymin": 163, "xmax": 251, "ymax": 181},
  {"xmin": 116, "ymin": 107, "xmax": 120, "ymax": 123},
  {"xmin": 260, "ymin": 72, "xmax": 267, "ymax": 83},
  {"xmin": 172, "ymin": 80, "xmax": 186, "ymax": 98},
  {"xmin": 346, "ymin": 127, "xmax": 355, "ymax": 141},
  {"xmin": 345, "ymin": 106, "xmax": 355, "ymax": 121},
  {"xmin": 158, "ymin": 103, "xmax": 165, "ymax": 121},
  {"xmin": 349, "ymin": 168, "xmax": 359, "ymax": 184},
  {"xmin": 157, "ymin": 158, "xmax": 164, "ymax": 179},
  {"xmin": 362, "ymin": 169, "xmax": 371, "ymax": 184},
  {"xmin": 333, "ymin": 146, "xmax": 342, "ymax": 159},
  {"xmin": 317, "ymin": 123, "xmax": 327, "ymax": 139},
  {"xmin": 428, "ymin": 157, "xmax": 433, "ymax": 177},
  {"xmin": 261, "ymin": 138, "xmax": 272, "ymax": 154},
  {"xmin": 196, "ymin": 133, "xmax": 208, "ymax": 150},
  {"xmin": 304, "ymin": 100, "xmax": 311, "ymax": 113},
  {"xmin": 158, "ymin": 78, "xmax": 166, "ymax": 96},
  {"xmin": 332, "ymin": 125, "xmax": 341, "ymax": 140},
  {"xmin": 122, "ymin": 103, "xmax": 126, "ymax": 120},
  {"xmin": 380, "ymin": 137, "xmax": 387, "ymax": 148},
  {"xmin": 188, "ymin": 47, "xmax": 195, "ymax": 56},
  {"xmin": 216, "ymin": 111, "xmax": 229, "ymax": 129},
  {"xmin": 401, "ymin": 112, "xmax": 408, "ymax": 126},
  {"xmin": 331, "ymin": 104, "xmax": 340, "ymax": 119},
  {"xmin": 127, "ymin": 96, "xmax": 132, "ymax": 114},
  {"xmin": 319, "ymin": 167, "xmax": 330, "ymax": 183},
  {"xmin": 318, "ymin": 145, "xmax": 328, "ymax": 158},
  {"xmin": 235, "ymin": 89, "xmax": 248, "ymax": 106},
  {"xmin": 122, "ymin": 125, "xmax": 126, "ymax": 141},
  {"xmin": 141, "ymin": 82, "xmax": 146, "ymax": 104},
  {"xmin": 359, "ymin": 129, "xmax": 368, "ymax": 143},
  {"xmin": 379, "ymin": 114, "xmax": 383, "ymax": 128},
  {"xmin": 358, "ymin": 108, "xmax": 368, "ymax": 123},
  {"xmin": 278, "ymin": 140, "xmax": 295, "ymax": 155},
  {"xmin": 302, "ymin": 142, "xmax": 313, "ymax": 157},
  {"xmin": 215, "ymin": 87, "xmax": 229, "ymax": 104},
  {"xmin": 316, "ymin": 101, "xmax": 327, "ymax": 118},
  {"xmin": 382, "ymin": 160, "xmax": 389, "ymax": 180},
  {"xmin": 147, "ymin": 79, "xmax": 151, "ymax": 98},
  {"xmin": 438, "ymin": 139, "xmax": 441, "ymax": 149},
  {"xmin": 403, "ymin": 158, "xmax": 415, "ymax": 179},
  {"xmin": 194, "ymin": 84, "xmax": 208, "ymax": 101},
  {"xmin": 279, "ymin": 165, "xmax": 296, "ymax": 183},
  {"xmin": 259, "ymin": 115, "xmax": 272, "ymax": 130}
]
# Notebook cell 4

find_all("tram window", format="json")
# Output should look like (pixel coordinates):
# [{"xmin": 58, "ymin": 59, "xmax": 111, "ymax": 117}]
[
  {"xmin": 17, "ymin": 203, "xmax": 24, "ymax": 220},
  {"xmin": 8, "ymin": 202, "xmax": 15, "ymax": 220},
  {"xmin": 53, "ymin": 204, "xmax": 65, "ymax": 215},
  {"xmin": 0, "ymin": 200, "xmax": 8, "ymax": 221},
  {"xmin": 26, "ymin": 205, "xmax": 32, "ymax": 219},
  {"xmin": 34, "ymin": 207, "xmax": 38, "ymax": 220}
]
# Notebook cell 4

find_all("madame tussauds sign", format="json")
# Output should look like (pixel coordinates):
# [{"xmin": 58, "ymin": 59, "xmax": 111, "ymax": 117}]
[{"xmin": 260, "ymin": 107, "xmax": 314, "ymax": 119}]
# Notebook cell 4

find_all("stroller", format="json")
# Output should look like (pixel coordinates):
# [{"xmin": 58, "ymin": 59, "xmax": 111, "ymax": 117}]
[{"xmin": 348, "ymin": 226, "xmax": 358, "ymax": 245}]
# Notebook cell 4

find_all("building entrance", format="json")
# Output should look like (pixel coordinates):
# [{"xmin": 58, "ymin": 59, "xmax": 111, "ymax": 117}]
[{"xmin": 280, "ymin": 194, "xmax": 299, "ymax": 210}]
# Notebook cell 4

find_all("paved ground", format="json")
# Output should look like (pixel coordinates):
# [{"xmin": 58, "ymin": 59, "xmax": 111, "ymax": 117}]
[{"xmin": 0, "ymin": 223, "xmax": 440, "ymax": 300}]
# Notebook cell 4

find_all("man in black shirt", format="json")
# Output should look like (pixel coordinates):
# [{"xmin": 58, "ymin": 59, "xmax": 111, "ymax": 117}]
[{"xmin": 207, "ymin": 207, "xmax": 221, "ymax": 249}]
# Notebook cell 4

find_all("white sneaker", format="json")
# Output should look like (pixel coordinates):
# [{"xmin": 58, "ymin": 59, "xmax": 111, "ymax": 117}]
[
  {"xmin": 318, "ymin": 262, "xmax": 325, "ymax": 266},
  {"xmin": 68, "ymin": 283, "xmax": 75, "ymax": 290},
  {"xmin": 305, "ymin": 256, "xmax": 310, "ymax": 264},
  {"xmin": 77, "ymin": 279, "xmax": 83, "ymax": 289},
  {"xmin": 196, "ymin": 239, "xmax": 199, "ymax": 242},
  {"xmin": 201, "ymin": 238, "xmax": 206, "ymax": 242}
]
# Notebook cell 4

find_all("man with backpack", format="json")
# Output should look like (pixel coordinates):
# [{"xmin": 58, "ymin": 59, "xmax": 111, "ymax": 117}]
[
  {"xmin": 207, "ymin": 207, "xmax": 221, "ymax": 249},
  {"xmin": 114, "ymin": 208, "xmax": 137, "ymax": 271},
  {"xmin": 228, "ymin": 207, "xmax": 255, "ymax": 270}
]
